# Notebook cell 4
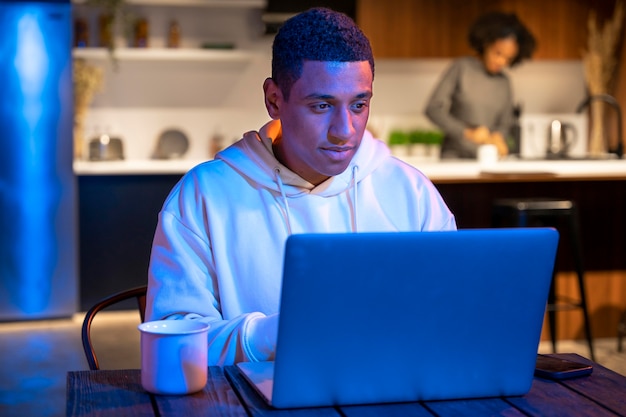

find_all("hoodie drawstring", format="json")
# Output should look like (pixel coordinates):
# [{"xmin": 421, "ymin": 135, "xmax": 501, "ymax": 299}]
[
  {"xmin": 273, "ymin": 165, "xmax": 359, "ymax": 235},
  {"xmin": 274, "ymin": 167, "xmax": 293, "ymax": 235},
  {"xmin": 351, "ymin": 165, "xmax": 359, "ymax": 232}
]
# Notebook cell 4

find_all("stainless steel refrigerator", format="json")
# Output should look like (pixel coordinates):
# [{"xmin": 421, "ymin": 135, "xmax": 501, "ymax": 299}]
[{"xmin": 0, "ymin": 0, "xmax": 77, "ymax": 320}]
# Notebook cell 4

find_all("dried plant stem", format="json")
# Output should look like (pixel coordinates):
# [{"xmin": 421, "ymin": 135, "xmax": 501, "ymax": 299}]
[
  {"xmin": 74, "ymin": 59, "xmax": 103, "ymax": 159},
  {"xmin": 582, "ymin": 2, "xmax": 624, "ymax": 156}
]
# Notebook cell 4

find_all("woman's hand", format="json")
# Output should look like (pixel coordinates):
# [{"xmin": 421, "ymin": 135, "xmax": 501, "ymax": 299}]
[
  {"xmin": 488, "ymin": 132, "xmax": 509, "ymax": 157},
  {"xmin": 464, "ymin": 126, "xmax": 491, "ymax": 144},
  {"xmin": 465, "ymin": 126, "xmax": 509, "ymax": 157}
]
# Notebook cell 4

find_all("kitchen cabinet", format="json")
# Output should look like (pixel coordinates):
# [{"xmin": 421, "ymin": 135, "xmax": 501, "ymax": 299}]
[
  {"xmin": 78, "ymin": 173, "xmax": 182, "ymax": 310},
  {"xmin": 436, "ymin": 177, "xmax": 626, "ymax": 342},
  {"xmin": 357, "ymin": 0, "xmax": 620, "ymax": 60}
]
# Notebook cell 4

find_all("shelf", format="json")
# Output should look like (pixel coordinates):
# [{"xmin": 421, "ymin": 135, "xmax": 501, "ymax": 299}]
[
  {"xmin": 72, "ymin": 0, "xmax": 266, "ymax": 7},
  {"xmin": 73, "ymin": 47, "xmax": 257, "ymax": 62}
]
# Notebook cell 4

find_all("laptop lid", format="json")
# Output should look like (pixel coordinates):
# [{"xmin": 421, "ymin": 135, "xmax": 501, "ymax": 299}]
[{"xmin": 238, "ymin": 228, "xmax": 559, "ymax": 408}]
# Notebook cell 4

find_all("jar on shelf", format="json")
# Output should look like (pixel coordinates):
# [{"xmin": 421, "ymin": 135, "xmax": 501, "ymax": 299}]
[
  {"xmin": 134, "ymin": 18, "xmax": 149, "ymax": 48},
  {"xmin": 167, "ymin": 20, "xmax": 181, "ymax": 48},
  {"xmin": 74, "ymin": 17, "xmax": 89, "ymax": 47},
  {"xmin": 98, "ymin": 14, "xmax": 114, "ymax": 48}
]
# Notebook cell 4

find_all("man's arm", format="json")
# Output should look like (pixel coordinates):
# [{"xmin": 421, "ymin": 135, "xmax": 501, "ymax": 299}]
[{"xmin": 146, "ymin": 208, "xmax": 277, "ymax": 366}]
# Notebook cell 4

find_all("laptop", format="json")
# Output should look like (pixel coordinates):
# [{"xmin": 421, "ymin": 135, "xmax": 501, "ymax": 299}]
[{"xmin": 237, "ymin": 228, "xmax": 559, "ymax": 409}]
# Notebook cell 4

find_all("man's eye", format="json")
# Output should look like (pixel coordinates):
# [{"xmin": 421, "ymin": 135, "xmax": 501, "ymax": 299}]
[
  {"xmin": 313, "ymin": 103, "xmax": 331, "ymax": 111},
  {"xmin": 353, "ymin": 102, "xmax": 368, "ymax": 111}
]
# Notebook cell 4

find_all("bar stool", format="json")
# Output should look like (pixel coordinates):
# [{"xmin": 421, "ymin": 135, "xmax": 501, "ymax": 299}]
[
  {"xmin": 618, "ymin": 310, "xmax": 626, "ymax": 352},
  {"xmin": 491, "ymin": 198, "xmax": 595, "ymax": 361}
]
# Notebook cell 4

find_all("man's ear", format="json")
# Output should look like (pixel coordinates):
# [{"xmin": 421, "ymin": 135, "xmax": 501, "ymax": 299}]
[{"xmin": 263, "ymin": 78, "xmax": 282, "ymax": 119}]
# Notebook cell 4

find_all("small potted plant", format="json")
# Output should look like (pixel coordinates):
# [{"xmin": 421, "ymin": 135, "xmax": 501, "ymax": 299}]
[
  {"xmin": 408, "ymin": 129, "xmax": 443, "ymax": 161},
  {"xmin": 424, "ymin": 130, "xmax": 444, "ymax": 161},
  {"xmin": 408, "ymin": 130, "xmax": 428, "ymax": 158},
  {"xmin": 388, "ymin": 130, "xmax": 411, "ymax": 157}
]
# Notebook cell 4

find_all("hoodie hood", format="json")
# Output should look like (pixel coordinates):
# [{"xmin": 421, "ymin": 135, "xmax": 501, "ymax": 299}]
[{"xmin": 216, "ymin": 120, "xmax": 390, "ymax": 198}]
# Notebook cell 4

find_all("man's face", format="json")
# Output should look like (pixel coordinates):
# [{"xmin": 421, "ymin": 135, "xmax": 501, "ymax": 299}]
[{"xmin": 265, "ymin": 60, "xmax": 373, "ymax": 186}]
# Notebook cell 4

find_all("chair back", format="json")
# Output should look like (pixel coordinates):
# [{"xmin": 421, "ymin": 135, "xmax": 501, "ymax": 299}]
[{"xmin": 81, "ymin": 285, "xmax": 148, "ymax": 370}]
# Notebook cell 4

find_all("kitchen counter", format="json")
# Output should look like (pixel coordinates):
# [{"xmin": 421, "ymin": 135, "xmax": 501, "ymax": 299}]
[
  {"xmin": 74, "ymin": 157, "xmax": 626, "ymax": 182},
  {"xmin": 75, "ymin": 157, "xmax": 626, "ymax": 339},
  {"xmin": 74, "ymin": 159, "xmax": 208, "ymax": 176}
]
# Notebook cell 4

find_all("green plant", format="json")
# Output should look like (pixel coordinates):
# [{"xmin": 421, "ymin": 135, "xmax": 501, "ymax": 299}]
[
  {"xmin": 425, "ymin": 130, "xmax": 444, "ymax": 145},
  {"xmin": 408, "ymin": 130, "xmax": 426, "ymax": 144},
  {"xmin": 408, "ymin": 129, "xmax": 443, "ymax": 145},
  {"xmin": 388, "ymin": 130, "xmax": 410, "ymax": 145},
  {"xmin": 85, "ymin": 0, "xmax": 133, "ymax": 66}
]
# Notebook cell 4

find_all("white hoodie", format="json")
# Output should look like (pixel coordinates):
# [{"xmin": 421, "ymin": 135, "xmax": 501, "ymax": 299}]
[{"xmin": 146, "ymin": 120, "xmax": 456, "ymax": 365}]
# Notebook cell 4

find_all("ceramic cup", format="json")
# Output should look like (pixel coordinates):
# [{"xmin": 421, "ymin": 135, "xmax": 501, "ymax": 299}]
[
  {"xmin": 138, "ymin": 320, "xmax": 210, "ymax": 395},
  {"xmin": 478, "ymin": 144, "xmax": 499, "ymax": 166}
]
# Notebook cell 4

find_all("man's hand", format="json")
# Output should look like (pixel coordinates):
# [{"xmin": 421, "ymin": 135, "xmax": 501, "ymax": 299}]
[{"xmin": 248, "ymin": 313, "xmax": 279, "ymax": 361}]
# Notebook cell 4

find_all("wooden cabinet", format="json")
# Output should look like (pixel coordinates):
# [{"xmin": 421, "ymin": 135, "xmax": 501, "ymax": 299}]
[{"xmin": 357, "ymin": 0, "xmax": 621, "ymax": 60}]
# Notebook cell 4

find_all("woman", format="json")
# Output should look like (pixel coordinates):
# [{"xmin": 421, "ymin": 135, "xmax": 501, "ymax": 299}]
[{"xmin": 424, "ymin": 12, "xmax": 536, "ymax": 159}]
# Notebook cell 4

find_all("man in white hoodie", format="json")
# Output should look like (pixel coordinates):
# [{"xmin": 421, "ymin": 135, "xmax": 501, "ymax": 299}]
[{"xmin": 146, "ymin": 7, "xmax": 456, "ymax": 366}]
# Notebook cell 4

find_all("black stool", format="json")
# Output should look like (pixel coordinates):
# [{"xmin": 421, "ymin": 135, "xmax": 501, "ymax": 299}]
[{"xmin": 491, "ymin": 198, "xmax": 594, "ymax": 361}]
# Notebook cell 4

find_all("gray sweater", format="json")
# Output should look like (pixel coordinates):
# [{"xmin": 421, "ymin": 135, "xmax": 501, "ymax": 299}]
[{"xmin": 424, "ymin": 56, "xmax": 513, "ymax": 159}]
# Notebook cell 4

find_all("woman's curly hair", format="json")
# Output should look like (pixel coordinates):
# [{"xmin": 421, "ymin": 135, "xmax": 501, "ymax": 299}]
[
  {"xmin": 468, "ymin": 12, "xmax": 536, "ymax": 67},
  {"xmin": 271, "ymin": 7, "xmax": 374, "ymax": 100}
]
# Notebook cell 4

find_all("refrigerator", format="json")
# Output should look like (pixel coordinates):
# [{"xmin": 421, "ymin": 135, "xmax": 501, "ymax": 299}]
[{"xmin": 0, "ymin": 0, "xmax": 77, "ymax": 320}]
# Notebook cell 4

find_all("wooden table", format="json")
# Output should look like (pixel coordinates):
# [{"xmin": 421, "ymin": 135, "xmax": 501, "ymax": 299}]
[{"xmin": 67, "ymin": 354, "xmax": 626, "ymax": 417}]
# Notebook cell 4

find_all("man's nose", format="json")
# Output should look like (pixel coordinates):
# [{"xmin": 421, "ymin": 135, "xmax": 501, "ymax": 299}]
[{"xmin": 329, "ymin": 107, "xmax": 355, "ymax": 142}]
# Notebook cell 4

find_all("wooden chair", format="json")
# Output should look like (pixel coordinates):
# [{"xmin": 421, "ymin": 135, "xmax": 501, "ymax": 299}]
[{"xmin": 81, "ymin": 285, "xmax": 148, "ymax": 370}]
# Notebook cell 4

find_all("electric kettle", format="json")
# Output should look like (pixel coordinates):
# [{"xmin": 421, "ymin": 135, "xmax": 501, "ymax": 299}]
[{"xmin": 546, "ymin": 120, "xmax": 577, "ymax": 159}]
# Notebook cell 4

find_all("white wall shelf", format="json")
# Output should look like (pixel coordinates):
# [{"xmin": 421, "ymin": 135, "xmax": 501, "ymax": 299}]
[
  {"xmin": 73, "ymin": 47, "xmax": 256, "ymax": 63},
  {"xmin": 72, "ymin": 0, "xmax": 266, "ymax": 7}
]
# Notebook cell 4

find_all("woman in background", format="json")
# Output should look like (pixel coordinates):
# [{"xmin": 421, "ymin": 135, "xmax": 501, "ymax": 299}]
[{"xmin": 424, "ymin": 12, "xmax": 536, "ymax": 159}]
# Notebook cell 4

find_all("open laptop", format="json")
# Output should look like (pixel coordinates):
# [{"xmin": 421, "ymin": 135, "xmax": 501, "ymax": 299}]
[{"xmin": 237, "ymin": 228, "xmax": 559, "ymax": 409}]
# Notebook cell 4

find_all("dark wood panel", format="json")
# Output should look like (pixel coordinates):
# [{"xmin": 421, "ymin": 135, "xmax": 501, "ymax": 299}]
[
  {"xmin": 358, "ymin": 0, "xmax": 621, "ymax": 60},
  {"xmin": 435, "ymin": 179, "xmax": 626, "ymax": 270},
  {"xmin": 78, "ymin": 174, "xmax": 182, "ymax": 311}
]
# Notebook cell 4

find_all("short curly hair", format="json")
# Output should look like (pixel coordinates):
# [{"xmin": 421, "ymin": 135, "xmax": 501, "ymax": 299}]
[
  {"xmin": 468, "ymin": 12, "xmax": 536, "ymax": 67},
  {"xmin": 271, "ymin": 7, "xmax": 375, "ymax": 100}
]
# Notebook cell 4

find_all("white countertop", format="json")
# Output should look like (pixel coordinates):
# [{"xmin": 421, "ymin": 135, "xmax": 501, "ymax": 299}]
[
  {"xmin": 74, "ymin": 159, "xmax": 207, "ymax": 176},
  {"xmin": 74, "ymin": 157, "xmax": 626, "ymax": 181}
]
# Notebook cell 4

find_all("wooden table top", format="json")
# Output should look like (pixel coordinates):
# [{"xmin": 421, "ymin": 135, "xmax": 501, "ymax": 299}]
[{"xmin": 66, "ymin": 353, "xmax": 626, "ymax": 417}]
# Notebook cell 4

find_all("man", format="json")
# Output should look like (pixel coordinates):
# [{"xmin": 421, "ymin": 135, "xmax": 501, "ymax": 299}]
[{"xmin": 145, "ymin": 7, "xmax": 456, "ymax": 366}]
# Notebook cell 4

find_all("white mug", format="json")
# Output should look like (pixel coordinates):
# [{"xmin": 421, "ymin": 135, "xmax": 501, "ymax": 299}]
[
  {"xmin": 138, "ymin": 320, "xmax": 210, "ymax": 395},
  {"xmin": 477, "ymin": 144, "xmax": 499, "ymax": 166}
]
